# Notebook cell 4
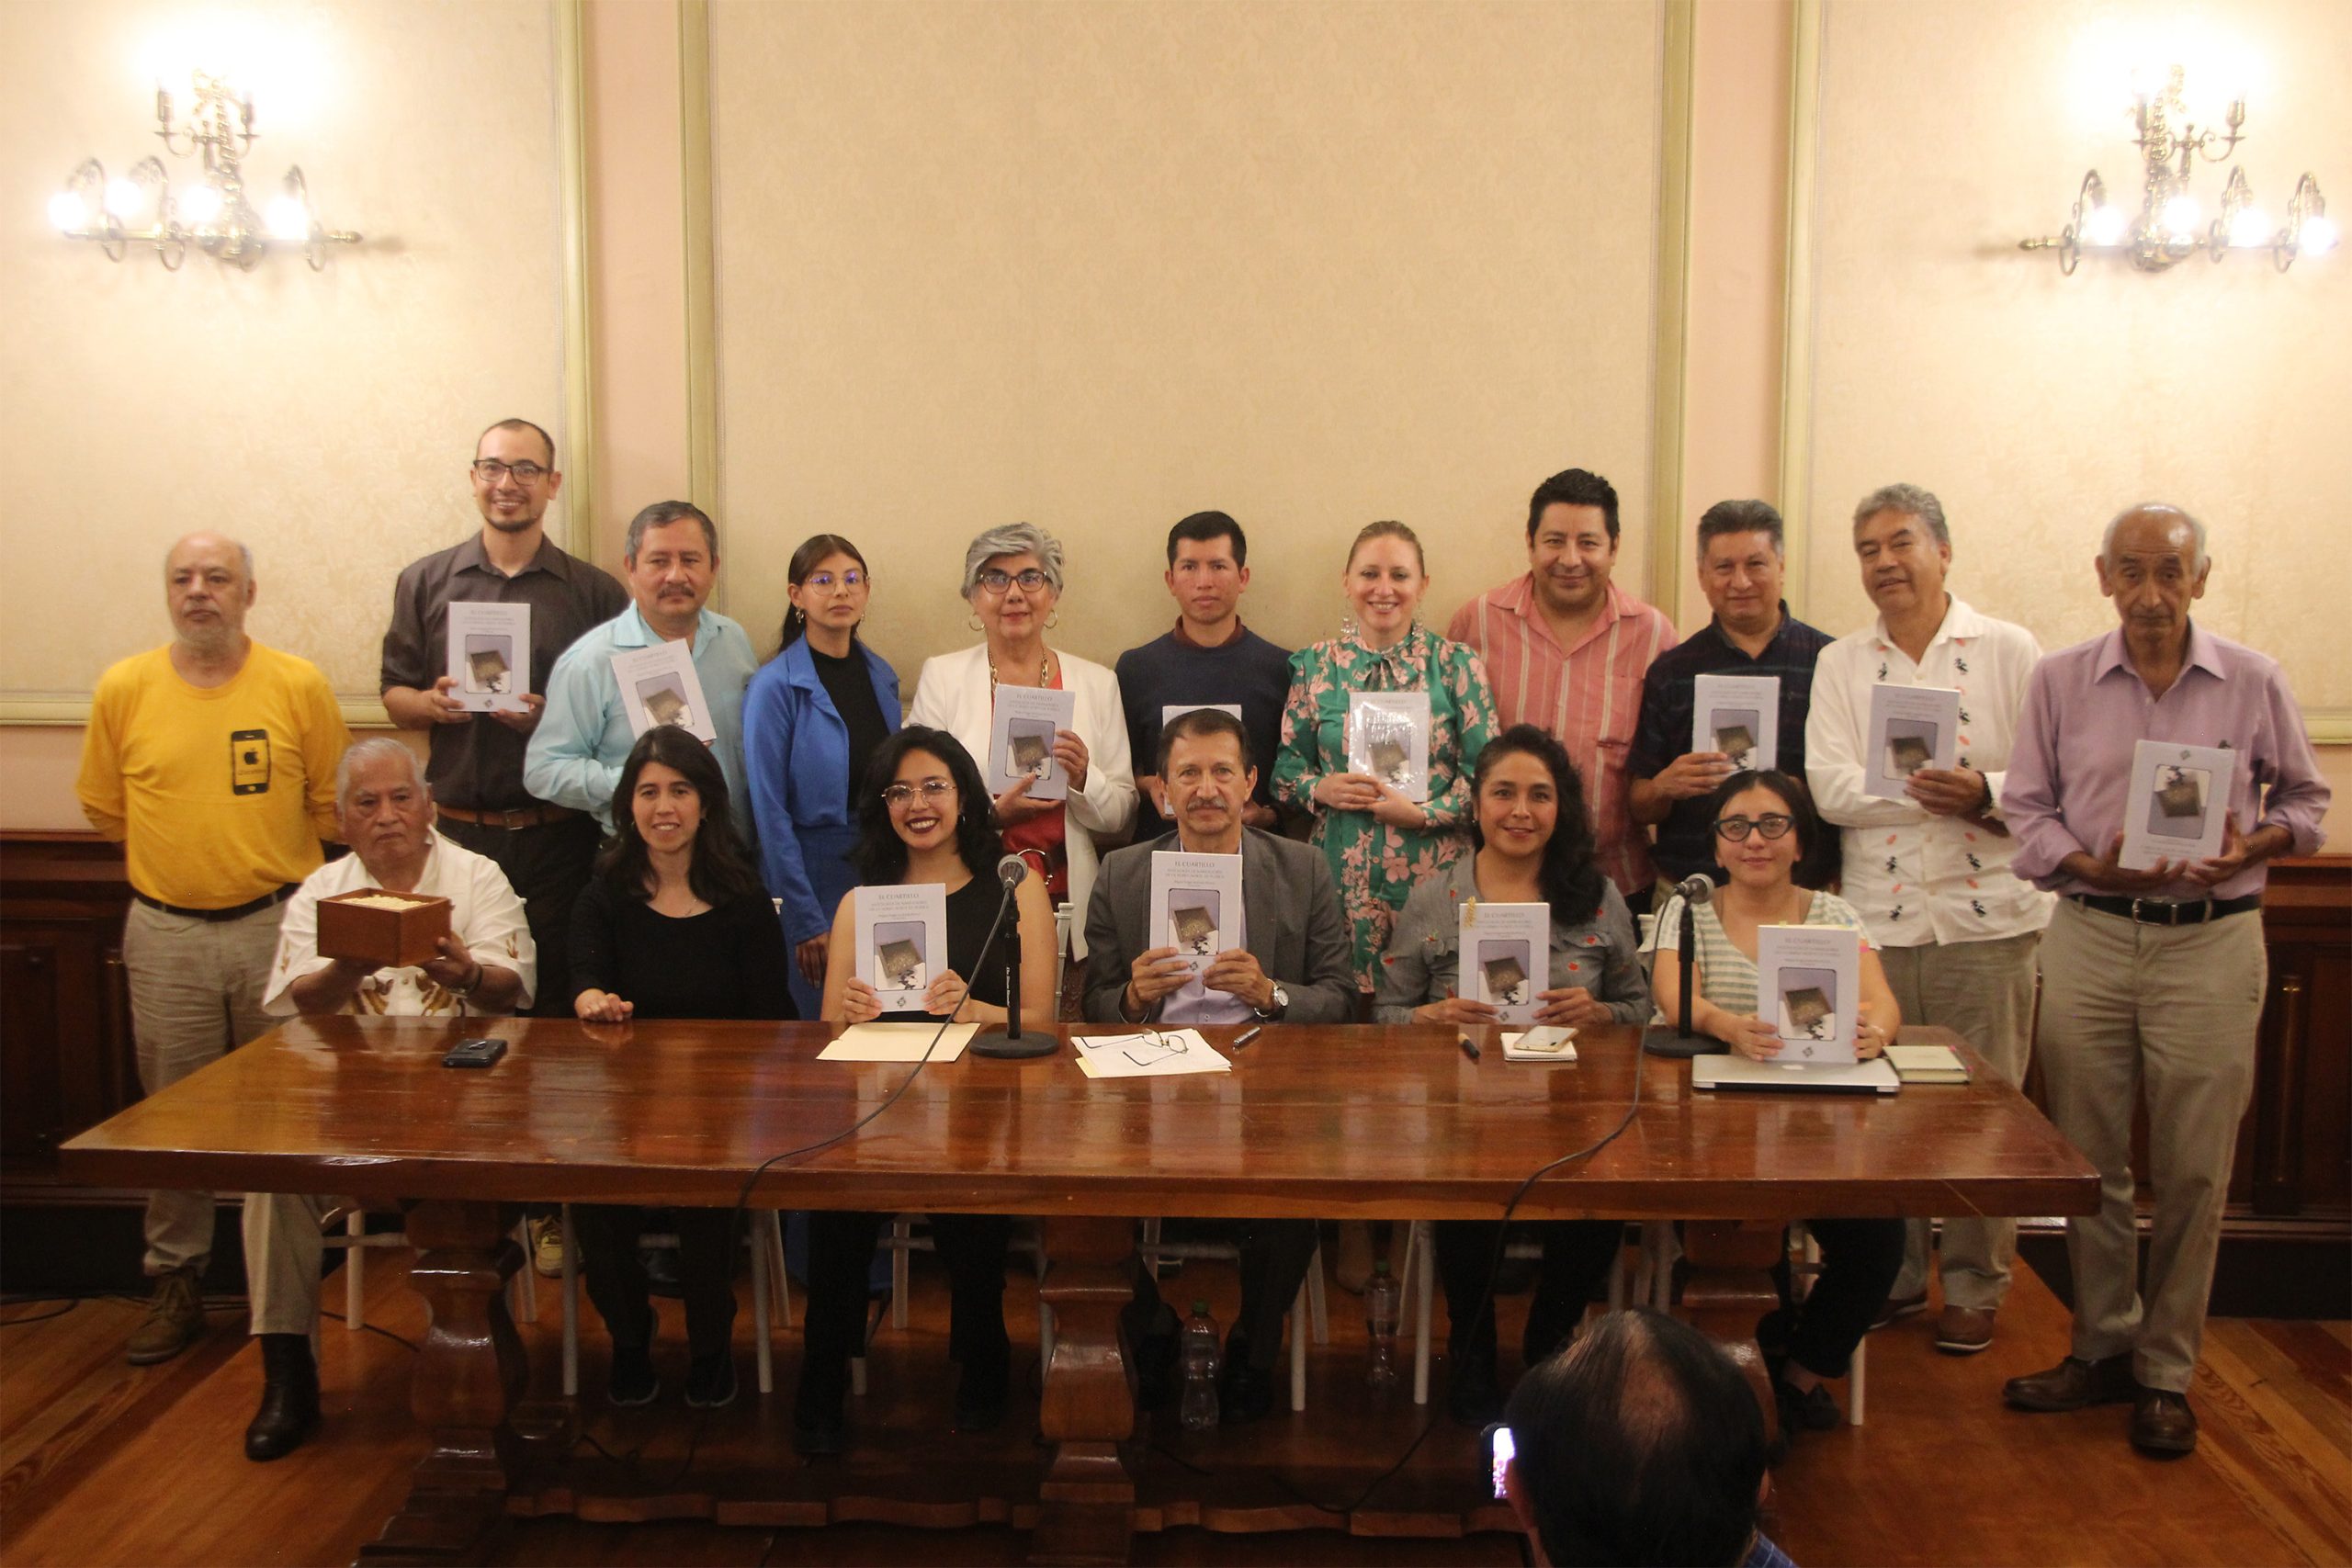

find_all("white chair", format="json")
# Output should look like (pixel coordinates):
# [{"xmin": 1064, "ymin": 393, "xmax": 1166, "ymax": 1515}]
[
  {"xmin": 328, "ymin": 1205, "xmax": 535, "ymax": 1331},
  {"xmin": 557, "ymin": 1202, "xmax": 790, "ymax": 1398},
  {"xmin": 1789, "ymin": 1221, "xmax": 1865, "ymax": 1426}
]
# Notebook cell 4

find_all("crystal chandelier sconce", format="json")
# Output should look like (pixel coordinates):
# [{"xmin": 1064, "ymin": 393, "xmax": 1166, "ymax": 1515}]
[
  {"xmin": 49, "ymin": 71, "xmax": 359, "ymax": 272},
  {"xmin": 2020, "ymin": 65, "xmax": 2332, "ymax": 274}
]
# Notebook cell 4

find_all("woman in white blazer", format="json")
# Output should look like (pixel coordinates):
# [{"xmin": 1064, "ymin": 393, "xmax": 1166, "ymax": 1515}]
[{"xmin": 908, "ymin": 523, "xmax": 1136, "ymax": 966}]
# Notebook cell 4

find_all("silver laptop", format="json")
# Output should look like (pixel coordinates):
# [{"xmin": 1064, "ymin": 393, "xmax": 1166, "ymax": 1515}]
[{"xmin": 1691, "ymin": 1054, "xmax": 1901, "ymax": 1095}]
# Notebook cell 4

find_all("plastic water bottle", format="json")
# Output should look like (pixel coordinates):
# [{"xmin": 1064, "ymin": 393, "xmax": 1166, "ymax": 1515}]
[
  {"xmin": 1365, "ymin": 1260, "xmax": 1401, "ymax": 1391},
  {"xmin": 1179, "ymin": 1300, "xmax": 1221, "ymax": 1430}
]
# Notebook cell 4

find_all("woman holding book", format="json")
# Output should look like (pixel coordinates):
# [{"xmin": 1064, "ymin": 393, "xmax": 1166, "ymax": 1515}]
[
  {"xmin": 568, "ymin": 725, "xmax": 793, "ymax": 1413},
  {"xmin": 1650, "ymin": 768, "xmax": 1903, "ymax": 1434},
  {"xmin": 743, "ymin": 534, "xmax": 902, "ymax": 1021},
  {"xmin": 794, "ymin": 726, "xmax": 1056, "ymax": 1454},
  {"xmin": 1374, "ymin": 725, "xmax": 1650, "ymax": 1423},
  {"xmin": 906, "ymin": 523, "xmax": 1136, "ymax": 978},
  {"xmin": 1274, "ymin": 520, "xmax": 1500, "ymax": 996}
]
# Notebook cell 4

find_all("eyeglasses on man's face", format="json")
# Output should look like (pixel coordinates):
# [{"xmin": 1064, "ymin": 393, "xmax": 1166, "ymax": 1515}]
[
  {"xmin": 975, "ymin": 568, "xmax": 1049, "ymax": 595},
  {"xmin": 1713, "ymin": 813, "xmax": 1794, "ymax": 842},
  {"xmin": 882, "ymin": 778, "xmax": 957, "ymax": 808},
  {"xmin": 471, "ymin": 459, "xmax": 549, "ymax": 485}
]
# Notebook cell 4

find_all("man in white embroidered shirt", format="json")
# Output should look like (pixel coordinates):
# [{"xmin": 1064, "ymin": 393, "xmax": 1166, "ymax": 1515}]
[
  {"xmin": 243, "ymin": 739, "xmax": 537, "ymax": 1463},
  {"xmin": 1804, "ymin": 484, "xmax": 2052, "ymax": 1355}
]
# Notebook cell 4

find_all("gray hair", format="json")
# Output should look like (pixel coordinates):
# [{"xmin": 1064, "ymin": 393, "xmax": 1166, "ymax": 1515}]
[
  {"xmin": 2101, "ymin": 501, "xmax": 2208, "ymax": 570},
  {"xmin": 164, "ymin": 536, "xmax": 256, "ymax": 582},
  {"xmin": 1851, "ymin": 482, "xmax": 1950, "ymax": 548},
  {"xmin": 335, "ymin": 738, "xmax": 429, "ymax": 815},
  {"xmin": 623, "ymin": 500, "xmax": 718, "ymax": 563},
  {"xmin": 960, "ymin": 522, "xmax": 1066, "ymax": 600}
]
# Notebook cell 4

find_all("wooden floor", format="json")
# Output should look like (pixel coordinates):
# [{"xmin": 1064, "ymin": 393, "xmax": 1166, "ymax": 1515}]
[{"xmin": 2, "ymin": 1234, "xmax": 2346, "ymax": 1567}]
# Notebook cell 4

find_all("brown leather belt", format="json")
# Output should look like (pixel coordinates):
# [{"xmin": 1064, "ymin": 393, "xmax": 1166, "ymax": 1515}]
[{"xmin": 436, "ymin": 802, "xmax": 580, "ymax": 831}]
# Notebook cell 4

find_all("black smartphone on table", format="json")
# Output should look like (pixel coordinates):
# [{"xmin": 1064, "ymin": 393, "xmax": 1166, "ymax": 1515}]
[{"xmin": 442, "ymin": 1036, "xmax": 507, "ymax": 1069}]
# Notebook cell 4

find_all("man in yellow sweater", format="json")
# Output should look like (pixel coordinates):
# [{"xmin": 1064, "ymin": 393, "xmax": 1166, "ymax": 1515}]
[{"xmin": 75, "ymin": 534, "xmax": 349, "ymax": 1365}]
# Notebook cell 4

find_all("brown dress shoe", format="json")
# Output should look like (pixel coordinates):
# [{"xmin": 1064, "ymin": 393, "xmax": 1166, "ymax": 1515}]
[
  {"xmin": 1934, "ymin": 1305, "xmax": 1996, "ymax": 1355},
  {"xmin": 126, "ymin": 1265, "xmax": 206, "ymax": 1366},
  {"xmin": 2003, "ymin": 1353, "xmax": 2136, "ymax": 1412},
  {"xmin": 2131, "ymin": 1387, "xmax": 2198, "ymax": 1455}
]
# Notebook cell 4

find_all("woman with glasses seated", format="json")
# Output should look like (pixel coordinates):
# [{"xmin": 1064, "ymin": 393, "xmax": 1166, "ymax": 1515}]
[
  {"xmin": 793, "ymin": 726, "xmax": 1057, "ymax": 1455},
  {"xmin": 908, "ymin": 523, "xmax": 1136, "ymax": 992},
  {"xmin": 1650, "ymin": 769, "xmax": 1904, "ymax": 1436},
  {"xmin": 743, "ymin": 535, "xmax": 900, "ymax": 1021},
  {"xmin": 1374, "ymin": 726, "xmax": 1653, "ymax": 1426}
]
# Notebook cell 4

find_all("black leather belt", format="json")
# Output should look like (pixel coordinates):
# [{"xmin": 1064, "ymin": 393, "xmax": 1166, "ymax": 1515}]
[
  {"xmin": 133, "ymin": 884, "xmax": 299, "ymax": 922},
  {"xmin": 2068, "ymin": 892, "xmax": 2260, "ymax": 926}
]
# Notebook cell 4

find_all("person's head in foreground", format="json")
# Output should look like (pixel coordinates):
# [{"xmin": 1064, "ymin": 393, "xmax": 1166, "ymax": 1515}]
[{"xmin": 1503, "ymin": 1309, "xmax": 1781, "ymax": 1568}]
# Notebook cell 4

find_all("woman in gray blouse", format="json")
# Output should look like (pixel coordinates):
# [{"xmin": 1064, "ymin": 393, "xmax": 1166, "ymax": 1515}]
[{"xmin": 1373, "ymin": 724, "xmax": 1651, "ymax": 1425}]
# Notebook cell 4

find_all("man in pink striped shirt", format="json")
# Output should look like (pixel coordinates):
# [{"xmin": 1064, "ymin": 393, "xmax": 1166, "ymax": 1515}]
[{"xmin": 1447, "ymin": 468, "xmax": 1679, "ymax": 907}]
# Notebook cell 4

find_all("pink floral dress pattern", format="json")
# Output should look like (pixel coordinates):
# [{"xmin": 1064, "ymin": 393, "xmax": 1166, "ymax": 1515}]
[{"xmin": 1274, "ymin": 624, "xmax": 1499, "ymax": 989}]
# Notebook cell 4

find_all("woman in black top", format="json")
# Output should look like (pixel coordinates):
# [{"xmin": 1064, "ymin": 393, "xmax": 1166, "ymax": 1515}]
[
  {"xmin": 571, "ymin": 726, "xmax": 793, "ymax": 1411},
  {"xmin": 794, "ymin": 726, "xmax": 1055, "ymax": 1453}
]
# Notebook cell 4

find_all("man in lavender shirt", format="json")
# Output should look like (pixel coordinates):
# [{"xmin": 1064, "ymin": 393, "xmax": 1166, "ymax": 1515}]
[{"xmin": 1998, "ymin": 503, "xmax": 2329, "ymax": 1458}]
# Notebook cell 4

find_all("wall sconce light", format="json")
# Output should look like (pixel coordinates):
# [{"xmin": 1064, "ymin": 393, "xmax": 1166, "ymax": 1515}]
[
  {"xmin": 2020, "ymin": 64, "xmax": 2331, "ymax": 273},
  {"xmin": 50, "ymin": 71, "xmax": 359, "ymax": 271}
]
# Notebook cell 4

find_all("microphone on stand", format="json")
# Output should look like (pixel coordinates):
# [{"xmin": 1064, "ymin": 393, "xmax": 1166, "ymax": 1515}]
[
  {"xmin": 969, "ymin": 852, "xmax": 1055, "ymax": 1059},
  {"xmin": 1641, "ymin": 874, "xmax": 1719, "ymax": 1059}
]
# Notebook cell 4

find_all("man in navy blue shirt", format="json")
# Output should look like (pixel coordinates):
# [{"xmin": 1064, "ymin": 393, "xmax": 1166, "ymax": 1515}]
[
  {"xmin": 1113, "ymin": 512, "xmax": 1295, "ymax": 830},
  {"xmin": 1627, "ymin": 500, "xmax": 1837, "ymax": 894}
]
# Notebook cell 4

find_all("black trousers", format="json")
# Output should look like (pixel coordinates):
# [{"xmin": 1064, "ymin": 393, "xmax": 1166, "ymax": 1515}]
[
  {"xmin": 1436, "ymin": 1220, "xmax": 1625, "ymax": 1365},
  {"xmin": 1770, "ymin": 1217, "xmax": 1905, "ymax": 1380},
  {"xmin": 436, "ymin": 814, "xmax": 600, "ymax": 1018},
  {"xmin": 799, "ymin": 1211, "xmax": 1012, "ymax": 1411},
  {"xmin": 1125, "ymin": 1219, "xmax": 1320, "ymax": 1372},
  {"xmin": 571, "ymin": 1202, "xmax": 739, "ymax": 1359}
]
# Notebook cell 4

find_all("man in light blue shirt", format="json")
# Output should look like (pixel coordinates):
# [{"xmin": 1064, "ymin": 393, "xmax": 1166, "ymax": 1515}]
[{"xmin": 526, "ymin": 500, "xmax": 759, "ymax": 838}]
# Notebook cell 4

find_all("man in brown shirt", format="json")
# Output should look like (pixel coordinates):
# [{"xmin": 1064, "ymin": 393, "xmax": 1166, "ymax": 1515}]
[{"xmin": 379, "ymin": 418, "xmax": 625, "ymax": 1020}]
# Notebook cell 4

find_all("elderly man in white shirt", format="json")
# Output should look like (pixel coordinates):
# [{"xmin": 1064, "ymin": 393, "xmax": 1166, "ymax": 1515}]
[
  {"xmin": 242, "ymin": 738, "xmax": 536, "ymax": 1463},
  {"xmin": 1805, "ymin": 484, "xmax": 2052, "ymax": 1356}
]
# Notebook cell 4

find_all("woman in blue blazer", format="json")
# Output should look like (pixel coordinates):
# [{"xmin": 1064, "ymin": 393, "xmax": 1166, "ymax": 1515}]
[{"xmin": 743, "ymin": 535, "xmax": 902, "ymax": 1019}]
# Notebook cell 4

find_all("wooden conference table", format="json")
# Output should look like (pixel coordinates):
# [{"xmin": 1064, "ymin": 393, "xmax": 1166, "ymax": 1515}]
[{"xmin": 62, "ymin": 1017, "xmax": 2097, "ymax": 1564}]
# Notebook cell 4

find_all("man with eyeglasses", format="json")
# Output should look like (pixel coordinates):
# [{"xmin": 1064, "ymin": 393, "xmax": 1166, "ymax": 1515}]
[
  {"xmin": 526, "ymin": 499, "xmax": 759, "ymax": 842},
  {"xmin": 1802, "ymin": 484, "xmax": 2052, "ymax": 1353},
  {"xmin": 380, "ymin": 420, "xmax": 625, "ymax": 1028},
  {"xmin": 1081, "ymin": 708, "xmax": 1356, "ymax": 1423}
]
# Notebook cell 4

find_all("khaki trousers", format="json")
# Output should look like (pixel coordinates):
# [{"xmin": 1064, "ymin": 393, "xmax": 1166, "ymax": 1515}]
[
  {"xmin": 121, "ymin": 899, "xmax": 285, "ymax": 1276},
  {"xmin": 2037, "ymin": 899, "xmax": 2263, "ymax": 1393},
  {"xmin": 1881, "ymin": 930, "xmax": 2041, "ymax": 1310},
  {"xmin": 243, "ymin": 1191, "xmax": 340, "ymax": 1336}
]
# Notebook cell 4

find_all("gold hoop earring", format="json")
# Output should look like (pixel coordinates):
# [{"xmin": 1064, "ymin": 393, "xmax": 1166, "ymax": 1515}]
[
  {"xmin": 968, "ymin": 615, "xmax": 984, "ymax": 632},
  {"xmin": 1046, "ymin": 611, "xmax": 1059, "ymax": 630}
]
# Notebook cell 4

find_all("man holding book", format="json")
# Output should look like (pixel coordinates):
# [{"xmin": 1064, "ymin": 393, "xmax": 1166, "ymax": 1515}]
[
  {"xmin": 1803, "ymin": 483, "xmax": 2051, "ymax": 1353},
  {"xmin": 1447, "ymin": 468, "xmax": 1678, "ymax": 909},
  {"xmin": 1083, "ymin": 708, "xmax": 1356, "ymax": 1421},
  {"xmin": 1627, "ymin": 500, "xmax": 1837, "ymax": 898},
  {"xmin": 2001, "ymin": 503, "xmax": 2328, "ymax": 1456}
]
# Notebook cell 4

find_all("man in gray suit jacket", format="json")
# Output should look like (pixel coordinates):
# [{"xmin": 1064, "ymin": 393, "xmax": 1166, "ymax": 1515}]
[{"xmin": 1083, "ymin": 708, "xmax": 1357, "ymax": 1420}]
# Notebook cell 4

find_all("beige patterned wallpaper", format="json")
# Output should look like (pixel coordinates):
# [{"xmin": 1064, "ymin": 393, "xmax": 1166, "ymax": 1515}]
[
  {"xmin": 708, "ymin": 0, "xmax": 1668, "ymax": 675},
  {"xmin": 1800, "ymin": 0, "xmax": 2352, "ymax": 719},
  {"xmin": 0, "ymin": 0, "xmax": 568, "ymax": 706}
]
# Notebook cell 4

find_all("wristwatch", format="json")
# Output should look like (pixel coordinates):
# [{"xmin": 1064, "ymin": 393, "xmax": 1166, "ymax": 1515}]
[{"xmin": 1254, "ymin": 983, "xmax": 1290, "ymax": 1021}]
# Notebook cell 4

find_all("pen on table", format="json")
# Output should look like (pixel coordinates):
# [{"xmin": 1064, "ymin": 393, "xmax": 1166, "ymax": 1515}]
[
  {"xmin": 1232, "ymin": 1026, "xmax": 1262, "ymax": 1051},
  {"xmin": 1458, "ymin": 1035, "xmax": 1482, "ymax": 1063}
]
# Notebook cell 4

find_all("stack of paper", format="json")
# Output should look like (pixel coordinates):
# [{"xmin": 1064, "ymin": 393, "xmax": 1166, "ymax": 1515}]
[
  {"xmin": 818, "ymin": 1022, "xmax": 979, "ymax": 1062},
  {"xmin": 1070, "ymin": 1028, "xmax": 1232, "ymax": 1078}
]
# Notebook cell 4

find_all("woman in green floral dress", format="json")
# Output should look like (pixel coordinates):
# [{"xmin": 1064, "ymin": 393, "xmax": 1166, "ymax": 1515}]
[{"xmin": 1274, "ymin": 522, "xmax": 1500, "ymax": 995}]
